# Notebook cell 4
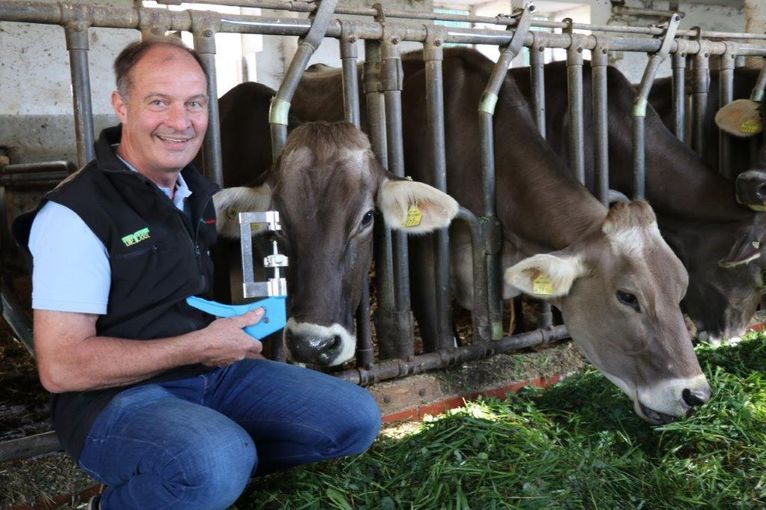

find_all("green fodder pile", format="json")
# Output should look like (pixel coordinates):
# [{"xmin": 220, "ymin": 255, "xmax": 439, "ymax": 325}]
[{"xmin": 237, "ymin": 332, "xmax": 766, "ymax": 510}]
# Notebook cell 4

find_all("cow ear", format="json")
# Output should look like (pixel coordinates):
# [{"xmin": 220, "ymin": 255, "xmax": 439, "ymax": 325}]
[
  {"xmin": 376, "ymin": 178, "xmax": 459, "ymax": 233},
  {"xmin": 715, "ymin": 99, "xmax": 763, "ymax": 138},
  {"xmin": 212, "ymin": 184, "xmax": 273, "ymax": 239},
  {"xmin": 504, "ymin": 253, "xmax": 587, "ymax": 299}
]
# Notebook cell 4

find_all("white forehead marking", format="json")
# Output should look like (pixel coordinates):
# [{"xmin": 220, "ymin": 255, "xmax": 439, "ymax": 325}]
[{"xmin": 607, "ymin": 221, "xmax": 661, "ymax": 255}]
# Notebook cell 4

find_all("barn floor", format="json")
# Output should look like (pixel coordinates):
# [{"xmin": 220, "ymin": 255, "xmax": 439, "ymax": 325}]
[{"xmin": 0, "ymin": 314, "xmax": 586, "ymax": 509}]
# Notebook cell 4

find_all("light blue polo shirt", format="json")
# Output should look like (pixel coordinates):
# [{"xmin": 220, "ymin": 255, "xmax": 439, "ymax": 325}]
[{"xmin": 29, "ymin": 160, "xmax": 192, "ymax": 314}]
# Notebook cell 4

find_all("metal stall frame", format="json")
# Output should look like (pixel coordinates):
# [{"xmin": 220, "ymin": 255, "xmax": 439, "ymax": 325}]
[{"xmin": 3, "ymin": 0, "xmax": 766, "ymax": 461}]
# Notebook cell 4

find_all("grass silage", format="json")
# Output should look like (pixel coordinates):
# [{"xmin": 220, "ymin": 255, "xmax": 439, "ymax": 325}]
[{"xmin": 238, "ymin": 332, "xmax": 766, "ymax": 509}]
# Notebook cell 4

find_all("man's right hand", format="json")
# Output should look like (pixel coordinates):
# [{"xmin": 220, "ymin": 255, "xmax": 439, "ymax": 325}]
[{"xmin": 196, "ymin": 308, "xmax": 265, "ymax": 367}]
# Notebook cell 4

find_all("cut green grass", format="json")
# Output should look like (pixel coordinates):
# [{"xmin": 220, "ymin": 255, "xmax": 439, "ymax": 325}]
[{"xmin": 235, "ymin": 332, "xmax": 766, "ymax": 509}]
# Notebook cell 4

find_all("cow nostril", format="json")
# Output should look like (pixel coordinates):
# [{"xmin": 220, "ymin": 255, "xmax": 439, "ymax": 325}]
[
  {"xmin": 682, "ymin": 388, "xmax": 709, "ymax": 407},
  {"xmin": 329, "ymin": 335, "xmax": 342, "ymax": 351}
]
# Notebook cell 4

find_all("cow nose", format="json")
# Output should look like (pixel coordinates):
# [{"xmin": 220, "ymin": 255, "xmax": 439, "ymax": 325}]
[
  {"xmin": 682, "ymin": 387, "xmax": 710, "ymax": 407},
  {"xmin": 284, "ymin": 330, "xmax": 343, "ymax": 366}
]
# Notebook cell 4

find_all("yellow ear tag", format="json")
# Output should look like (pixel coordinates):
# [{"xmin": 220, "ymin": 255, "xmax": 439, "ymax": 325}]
[
  {"xmin": 532, "ymin": 273, "xmax": 554, "ymax": 295},
  {"xmin": 403, "ymin": 204, "xmax": 422, "ymax": 228},
  {"xmin": 739, "ymin": 118, "xmax": 762, "ymax": 135}
]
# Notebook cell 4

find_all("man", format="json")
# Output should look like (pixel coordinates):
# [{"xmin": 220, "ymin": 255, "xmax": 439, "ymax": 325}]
[{"xmin": 13, "ymin": 37, "xmax": 381, "ymax": 509}]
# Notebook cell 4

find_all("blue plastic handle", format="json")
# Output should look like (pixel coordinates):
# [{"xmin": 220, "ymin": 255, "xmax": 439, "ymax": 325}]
[{"xmin": 186, "ymin": 295, "xmax": 287, "ymax": 340}]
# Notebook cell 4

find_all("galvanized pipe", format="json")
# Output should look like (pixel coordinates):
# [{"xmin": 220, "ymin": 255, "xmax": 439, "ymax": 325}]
[
  {"xmin": 592, "ymin": 42, "xmax": 610, "ymax": 205},
  {"xmin": 381, "ymin": 35, "xmax": 415, "ymax": 359},
  {"xmin": 691, "ymin": 49, "xmax": 710, "ymax": 158},
  {"xmin": 269, "ymin": 0, "xmax": 338, "ymax": 158},
  {"xmin": 527, "ymin": 37, "xmax": 552, "ymax": 331},
  {"xmin": 632, "ymin": 13, "xmax": 681, "ymax": 199},
  {"xmin": 566, "ymin": 39, "xmax": 585, "ymax": 184},
  {"xmin": 529, "ymin": 34, "xmax": 546, "ymax": 135},
  {"xmin": 64, "ymin": 20, "xmax": 95, "ymax": 167},
  {"xmin": 339, "ymin": 20, "xmax": 361, "ymax": 126},
  {"xmin": 336, "ymin": 324, "xmax": 569, "ymax": 385},
  {"xmin": 423, "ymin": 29, "xmax": 453, "ymax": 352},
  {"xmin": 671, "ymin": 51, "xmax": 687, "ymax": 142},
  {"xmin": 478, "ymin": 5, "xmax": 533, "ymax": 342},
  {"xmin": 719, "ymin": 48, "xmax": 735, "ymax": 179},
  {"xmin": 191, "ymin": 15, "xmax": 224, "ymax": 186},
  {"xmin": 339, "ymin": 23, "xmax": 371, "ymax": 369},
  {"xmin": 456, "ymin": 207, "xmax": 491, "ymax": 344},
  {"xmin": 5, "ymin": 2, "xmax": 766, "ymax": 56}
]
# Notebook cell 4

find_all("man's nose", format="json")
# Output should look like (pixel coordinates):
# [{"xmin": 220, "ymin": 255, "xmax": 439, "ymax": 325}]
[{"xmin": 165, "ymin": 103, "xmax": 191, "ymax": 130}]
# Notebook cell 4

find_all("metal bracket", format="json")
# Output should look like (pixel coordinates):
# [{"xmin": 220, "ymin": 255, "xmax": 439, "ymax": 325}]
[
  {"xmin": 239, "ymin": 211, "xmax": 288, "ymax": 298},
  {"xmin": 632, "ymin": 12, "xmax": 681, "ymax": 117},
  {"xmin": 424, "ymin": 25, "xmax": 447, "ymax": 62}
]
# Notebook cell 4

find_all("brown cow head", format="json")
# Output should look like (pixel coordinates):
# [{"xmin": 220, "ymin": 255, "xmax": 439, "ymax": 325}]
[
  {"xmin": 213, "ymin": 121, "xmax": 458, "ymax": 367},
  {"xmin": 505, "ymin": 201, "xmax": 710, "ymax": 424}
]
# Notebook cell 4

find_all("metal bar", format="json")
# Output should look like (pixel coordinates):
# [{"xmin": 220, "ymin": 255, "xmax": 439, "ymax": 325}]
[
  {"xmin": 719, "ymin": 47, "xmax": 735, "ymax": 179},
  {"xmin": 335, "ymin": 324, "xmax": 569, "ymax": 385},
  {"xmin": 691, "ymin": 48, "xmax": 710, "ymax": 157},
  {"xmin": 269, "ymin": 0, "xmax": 338, "ymax": 158},
  {"xmin": 529, "ymin": 34, "xmax": 546, "ymax": 136},
  {"xmin": 566, "ymin": 31, "xmax": 585, "ymax": 185},
  {"xmin": 528, "ymin": 36, "xmax": 553, "ymax": 331},
  {"xmin": 364, "ymin": 40, "xmax": 396, "ymax": 360},
  {"xmin": 64, "ymin": 20, "xmax": 95, "ymax": 167},
  {"xmin": 456, "ymin": 207, "xmax": 490, "ymax": 344},
  {"xmin": 339, "ymin": 20, "xmax": 361, "ymax": 126},
  {"xmin": 382, "ymin": 33, "xmax": 414, "ymax": 360},
  {"xmin": 192, "ymin": 14, "xmax": 224, "ymax": 185},
  {"xmin": 632, "ymin": 13, "xmax": 681, "ymax": 199},
  {"xmin": 3, "ymin": 2, "xmax": 766, "ymax": 55},
  {"xmin": 672, "ymin": 51, "xmax": 687, "ymax": 142},
  {"xmin": 478, "ymin": 4, "xmax": 533, "ymax": 342},
  {"xmin": 592, "ymin": 40, "xmax": 610, "ymax": 206},
  {"xmin": 424, "ymin": 27, "xmax": 452, "ymax": 352}
]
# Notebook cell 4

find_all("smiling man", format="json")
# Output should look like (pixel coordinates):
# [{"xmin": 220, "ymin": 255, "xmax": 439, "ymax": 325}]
[{"xmin": 12, "ymin": 37, "xmax": 380, "ymax": 510}]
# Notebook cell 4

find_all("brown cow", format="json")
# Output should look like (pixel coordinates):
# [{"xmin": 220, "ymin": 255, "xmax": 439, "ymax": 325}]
[
  {"xmin": 288, "ymin": 49, "xmax": 709, "ymax": 423},
  {"xmin": 213, "ymin": 121, "xmax": 459, "ymax": 367},
  {"xmin": 509, "ymin": 58, "xmax": 766, "ymax": 343}
]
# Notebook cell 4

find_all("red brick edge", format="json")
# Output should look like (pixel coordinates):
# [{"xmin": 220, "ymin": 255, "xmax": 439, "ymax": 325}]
[{"xmin": 381, "ymin": 374, "xmax": 563, "ymax": 425}]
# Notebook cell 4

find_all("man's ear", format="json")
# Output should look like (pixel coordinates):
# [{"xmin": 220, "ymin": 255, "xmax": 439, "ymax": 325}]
[
  {"xmin": 504, "ymin": 253, "xmax": 587, "ymax": 299},
  {"xmin": 111, "ymin": 90, "xmax": 128, "ymax": 123},
  {"xmin": 212, "ymin": 184, "xmax": 273, "ymax": 239},
  {"xmin": 376, "ymin": 178, "xmax": 458, "ymax": 234}
]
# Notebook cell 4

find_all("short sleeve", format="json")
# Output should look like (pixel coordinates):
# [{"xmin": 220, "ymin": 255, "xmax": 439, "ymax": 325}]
[{"xmin": 29, "ymin": 202, "xmax": 110, "ymax": 314}]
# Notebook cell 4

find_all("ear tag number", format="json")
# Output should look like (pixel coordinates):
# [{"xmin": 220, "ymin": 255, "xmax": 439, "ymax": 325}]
[
  {"xmin": 403, "ymin": 204, "xmax": 422, "ymax": 228},
  {"xmin": 739, "ymin": 119, "xmax": 762, "ymax": 135},
  {"xmin": 533, "ymin": 273, "xmax": 553, "ymax": 295}
]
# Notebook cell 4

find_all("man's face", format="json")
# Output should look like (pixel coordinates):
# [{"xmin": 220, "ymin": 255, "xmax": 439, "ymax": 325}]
[{"xmin": 112, "ymin": 44, "xmax": 208, "ymax": 186}]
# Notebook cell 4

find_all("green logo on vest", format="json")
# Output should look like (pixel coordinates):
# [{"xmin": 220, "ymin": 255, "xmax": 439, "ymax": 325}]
[{"xmin": 121, "ymin": 227, "xmax": 151, "ymax": 247}]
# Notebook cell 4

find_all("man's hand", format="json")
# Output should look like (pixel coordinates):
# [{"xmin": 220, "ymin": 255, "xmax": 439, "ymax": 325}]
[
  {"xmin": 33, "ymin": 307, "xmax": 267, "ymax": 393},
  {"xmin": 196, "ymin": 308, "xmax": 265, "ymax": 367}
]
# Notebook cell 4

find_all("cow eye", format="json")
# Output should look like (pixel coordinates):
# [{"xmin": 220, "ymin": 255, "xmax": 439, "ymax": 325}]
[
  {"xmin": 616, "ymin": 290, "xmax": 640, "ymax": 312},
  {"xmin": 360, "ymin": 210, "xmax": 375, "ymax": 228}
]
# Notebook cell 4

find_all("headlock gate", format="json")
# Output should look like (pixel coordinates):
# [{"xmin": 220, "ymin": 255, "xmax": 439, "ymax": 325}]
[{"xmin": 1, "ymin": 0, "xmax": 766, "ymax": 459}]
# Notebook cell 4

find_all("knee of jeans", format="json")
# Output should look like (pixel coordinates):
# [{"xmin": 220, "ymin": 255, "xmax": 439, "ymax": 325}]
[
  {"xmin": 168, "ymin": 428, "xmax": 257, "ymax": 508},
  {"xmin": 335, "ymin": 392, "xmax": 381, "ymax": 456}
]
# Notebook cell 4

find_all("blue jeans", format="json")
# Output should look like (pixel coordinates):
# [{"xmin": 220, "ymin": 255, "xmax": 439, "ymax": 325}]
[{"xmin": 78, "ymin": 359, "xmax": 381, "ymax": 509}]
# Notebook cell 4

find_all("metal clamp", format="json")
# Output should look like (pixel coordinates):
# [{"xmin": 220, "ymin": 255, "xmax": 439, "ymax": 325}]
[{"xmin": 239, "ymin": 211, "xmax": 288, "ymax": 298}]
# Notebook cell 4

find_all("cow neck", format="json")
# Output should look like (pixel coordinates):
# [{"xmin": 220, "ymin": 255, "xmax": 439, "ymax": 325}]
[{"xmin": 493, "ymin": 97, "xmax": 608, "ymax": 252}]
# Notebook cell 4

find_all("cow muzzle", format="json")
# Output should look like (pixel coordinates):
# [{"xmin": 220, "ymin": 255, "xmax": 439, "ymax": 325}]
[{"xmin": 283, "ymin": 318, "xmax": 356, "ymax": 367}]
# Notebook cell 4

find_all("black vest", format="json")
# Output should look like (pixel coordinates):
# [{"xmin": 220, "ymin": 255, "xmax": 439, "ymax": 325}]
[{"xmin": 13, "ymin": 125, "xmax": 221, "ymax": 460}]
